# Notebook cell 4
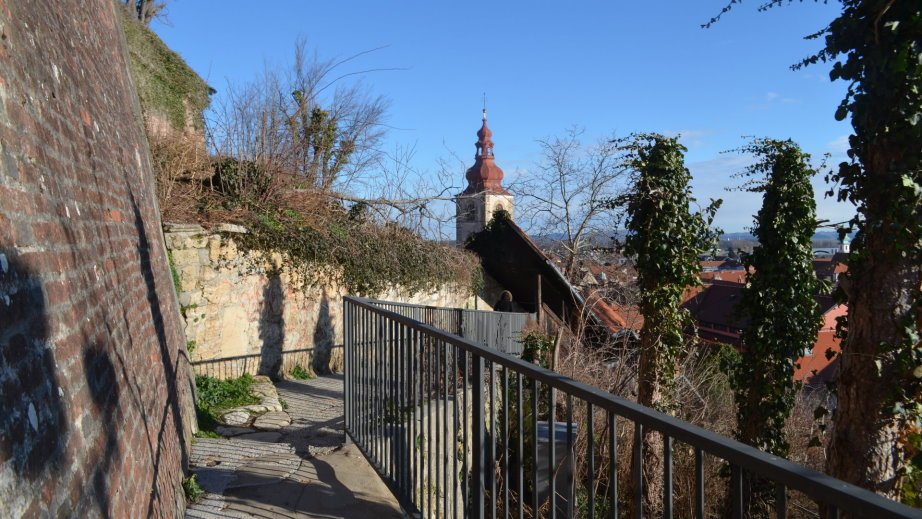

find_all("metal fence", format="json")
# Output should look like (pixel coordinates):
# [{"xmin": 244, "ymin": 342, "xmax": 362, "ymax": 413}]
[
  {"xmin": 343, "ymin": 296, "xmax": 922, "ymax": 519},
  {"xmin": 368, "ymin": 300, "xmax": 535, "ymax": 355},
  {"xmin": 190, "ymin": 346, "xmax": 341, "ymax": 379}
]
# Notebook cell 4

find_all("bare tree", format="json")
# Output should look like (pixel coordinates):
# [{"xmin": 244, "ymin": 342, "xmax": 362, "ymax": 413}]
[
  {"xmin": 517, "ymin": 127, "xmax": 626, "ymax": 279},
  {"xmin": 207, "ymin": 40, "xmax": 393, "ymax": 198},
  {"xmin": 206, "ymin": 40, "xmax": 468, "ymax": 236},
  {"xmin": 123, "ymin": 0, "xmax": 166, "ymax": 25}
]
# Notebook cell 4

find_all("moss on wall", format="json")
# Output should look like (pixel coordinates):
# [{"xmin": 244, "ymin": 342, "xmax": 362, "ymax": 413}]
[{"xmin": 120, "ymin": 9, "xmax": 213, "ymax": 132}]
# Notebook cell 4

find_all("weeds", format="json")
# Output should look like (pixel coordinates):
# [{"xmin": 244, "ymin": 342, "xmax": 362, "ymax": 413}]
[
  {"xmin": 182, "ymin": 474, "xmax": 205, "ymax": 503},
  {"xmin": 289, "ymin": 364, "xmax": 314, "ymax": 380},
  {"xmin": 194, "ymin": 374, "xmax": 259, "ymax": 436}
]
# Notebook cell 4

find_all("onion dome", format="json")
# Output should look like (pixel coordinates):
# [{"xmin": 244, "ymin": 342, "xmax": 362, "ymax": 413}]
[{"xmin": 462, "ymin": 109, "xmax": 509, "ymax": 195}]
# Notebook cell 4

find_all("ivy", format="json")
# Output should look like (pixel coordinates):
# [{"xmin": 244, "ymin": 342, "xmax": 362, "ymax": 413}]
[
  {"xmin": 706, "ymin": 0, "xmax": 922, "ymax": 498},
  {"xmin": 613, "ymin": 134, "xmax": 720, "ymax": 515},
  {"xmin": 731, "ymin": 138, "xmax": 824, "ymax": 457},
  {"xmin": 233, "ymin": 204, "xmax": 480, "ymax": 296},
  {"xmin": 816, "ymin": 0, "xmax": 922, "ymax": 498},
  {"xmin": 616, "ymin": 134, "xmax": 721, "ymax": 411},
  {"xmin": 728, "ymin": 139, "xmax": 825, "ymax": 513},
  {"xmin": 120, "ymin": 9, "xmax": 213, "ymax": 131}
]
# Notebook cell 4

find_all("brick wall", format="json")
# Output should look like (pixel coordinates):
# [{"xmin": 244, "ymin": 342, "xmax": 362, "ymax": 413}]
[{"xmin": 0, "ymin": 1, "xmax": 195, "ymax": 517}]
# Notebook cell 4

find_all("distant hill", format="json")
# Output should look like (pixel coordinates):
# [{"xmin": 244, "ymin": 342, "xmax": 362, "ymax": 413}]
[{"xmin": 530, "ymin": 229, "xmax": 854, "ymax": 248}]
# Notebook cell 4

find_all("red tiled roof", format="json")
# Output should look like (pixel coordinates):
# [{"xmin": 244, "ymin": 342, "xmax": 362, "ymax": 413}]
[
  {"xmin": 813, "ymin": 253, "xmax": 849, "ymax": 279},
  {"xmin": 584, "ymin": 291, "xmax": 627, "ymax": 330},
  {"xmin": 684, "ymin": 281, "xmax": 838, "ymax": 331}
]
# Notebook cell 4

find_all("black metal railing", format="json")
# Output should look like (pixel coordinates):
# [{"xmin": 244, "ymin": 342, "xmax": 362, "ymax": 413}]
[
  {"xmin": 190, "ymin": 346, "xmax": 341, "ymax": 379},
  {"xmin": 369, "ymin": 300, "xmax": 535, "ymax": 355},
  {"xmin": 343, "ymin": 296, "xmax": 922, "ymax": 519}
]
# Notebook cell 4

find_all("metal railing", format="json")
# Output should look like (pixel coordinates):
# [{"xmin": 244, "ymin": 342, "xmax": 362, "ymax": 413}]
[
  {"xmin": 190, "ymin": 346, "xmax": 341, "ymax": 379},
  {"xmin": 368, "ymin": 300, "xmax": 535, "ymax": 355},
  {"xmin": 343, "ymin": 296, "xmax": 921, "ymax": 519}
]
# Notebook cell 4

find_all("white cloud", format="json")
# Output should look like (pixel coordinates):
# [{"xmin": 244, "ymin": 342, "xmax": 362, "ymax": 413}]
[
  {"xmin": 826, "ymin": 135, "xmax": 850, "ymax": 155},
  {"xmin": 750, "ymin": 91, "xmax": 800, "ymax": 111},
  {"xmin": 663, "ymin": 128, "xmax": 713, "ymax": 149},
  {"xmin": 688, "ymin": 151, "xmax": 855, "ymax": 233}
]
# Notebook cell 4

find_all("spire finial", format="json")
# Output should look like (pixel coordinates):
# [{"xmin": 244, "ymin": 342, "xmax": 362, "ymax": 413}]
[{"xmin": 482, "ymin": 92, "xmax": 487, "ymax": 120}]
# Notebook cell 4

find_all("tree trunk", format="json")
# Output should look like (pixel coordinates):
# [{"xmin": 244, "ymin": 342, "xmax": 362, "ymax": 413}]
[
  {"xmin": 630, "ymin": 330, "xmax": 664, "ymax": 517},
  {"xmin": 827, "ymin": 244, "xmax": 919, "ymax": 498}
]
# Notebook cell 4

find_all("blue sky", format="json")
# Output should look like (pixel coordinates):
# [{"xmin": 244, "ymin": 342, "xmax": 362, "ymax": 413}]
[{"xmin": 153, "ymin": 1, "xmax": 854, "ymax": 233}]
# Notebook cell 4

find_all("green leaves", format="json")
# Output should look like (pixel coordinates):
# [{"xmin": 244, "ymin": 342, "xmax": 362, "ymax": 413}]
[
  {"xmin": 820, "ymin": 3, "xmax": 922, "ymax": 492},
  {"xmin": 195, "ymin": 374, "xmax": 259, "ymax": 412},
  {"xmin": 728, "ymin": 138, "xmax": 823, "ymax": 458},
  {"xmin": 237, "ymin": 205, "xmax": 479, "ymax": 296},
  {"xmin": 617, "ymin": 134, "xmax": 720, "ymax": 409}
]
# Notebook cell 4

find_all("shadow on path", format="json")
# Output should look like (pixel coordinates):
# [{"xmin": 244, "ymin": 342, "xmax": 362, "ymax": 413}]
[{"xmin": 186, "ymin": 375, "xmax": 402, "ymax": 518}]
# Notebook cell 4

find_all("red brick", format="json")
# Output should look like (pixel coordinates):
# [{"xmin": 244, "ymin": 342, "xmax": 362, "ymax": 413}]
[{"xmin": 0, "ymin": 2, "xmax": 193, "ymax": 517}]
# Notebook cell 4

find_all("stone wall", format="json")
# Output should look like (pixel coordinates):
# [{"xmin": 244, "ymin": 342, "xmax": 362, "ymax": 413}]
[
  {"xmin": 0, "ymin": 2, "xmax": 195, "ymax": 518},
  {"xmin": 165, "ymin": 224, "xmax": 487, "ymax": 378}
]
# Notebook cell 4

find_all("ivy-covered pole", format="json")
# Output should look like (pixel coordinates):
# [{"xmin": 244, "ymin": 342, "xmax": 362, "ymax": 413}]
[
  {"xmin": 618, "ymin": 134, "xmax": 720, "ymax": 515},
  {"xmin": 731, "ymin": 138, "xmax": 824, "ymax": 513},
  {"xmin": 816, "ymin": 1, "xmax": 922, "ymax": 500}
]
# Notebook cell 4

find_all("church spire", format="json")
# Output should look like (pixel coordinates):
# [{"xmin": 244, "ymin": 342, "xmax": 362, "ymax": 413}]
[
  {"xmin": 456, "ymin": 107, "xmax": 515, "ymax": 244},
  {"xmin": 463, "ymin": 109, "xmax": 507, "ymax": 195}
]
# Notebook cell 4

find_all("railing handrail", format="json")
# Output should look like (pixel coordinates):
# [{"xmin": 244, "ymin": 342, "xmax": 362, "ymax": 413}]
[
  {"xmin": 188, "ymin": 346, "xmax": 342, "ymax": 366},
  {"xmin": 345, "ymin": 295, "xmax": 922, "ymax": 519},
  {"xmin": 368, "ymin": 299, "xmax": 536, "ymax": 318}
]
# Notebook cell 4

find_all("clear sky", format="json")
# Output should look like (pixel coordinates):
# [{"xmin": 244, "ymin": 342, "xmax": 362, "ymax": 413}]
[{"xmin": 152, "ymin": 0, "xmax": 855, "ymax": 233}]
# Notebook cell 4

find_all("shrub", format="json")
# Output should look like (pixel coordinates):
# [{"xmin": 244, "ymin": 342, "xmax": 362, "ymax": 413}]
[{"xmin": 234, "ymin": 203, "xmax": 480, "ymax": 295}]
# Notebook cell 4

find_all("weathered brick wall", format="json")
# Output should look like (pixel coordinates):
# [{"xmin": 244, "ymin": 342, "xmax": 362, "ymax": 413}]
[{"xmin": 0, "ymin": 2, "xmax": 195, "ymax": 517}]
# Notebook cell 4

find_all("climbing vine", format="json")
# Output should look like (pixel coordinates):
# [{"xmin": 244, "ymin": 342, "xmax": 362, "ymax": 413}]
[
  {"xmin": 816, "ymin": 0, "xmax": 922, "ymax": 499},
  {"xmin": 617, "ymin": 134, "xmax": 721, "ymax": 410},
  {"xmin": 615, "ymin": 133, "xmax": 720, "ymax": 515},
  {"xmin": 731, "ymin": 138, "xmax": 824, "ymax": 457},
  {"xmin": 706, "ymin": 0, "xmax": 922, "ymax": 500},
  {"xmin": 233, "ymin": 203, "xmax": 480, "ymax": 296}
]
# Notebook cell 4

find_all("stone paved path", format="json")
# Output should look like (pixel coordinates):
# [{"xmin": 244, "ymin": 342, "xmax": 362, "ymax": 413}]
[{"xmin": 185, "ymin": 375, "xmax": 404, "ymax": 519}]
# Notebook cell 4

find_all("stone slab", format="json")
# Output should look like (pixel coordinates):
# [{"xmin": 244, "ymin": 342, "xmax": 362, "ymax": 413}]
[
  {"xmin": 253, "ymin": 411, "xmax": 291, "ymax": 431},
  {"xmin": 215, "ymin": 426, "xmax": 254, "ymax": 437},
  {"xmin": 234, "ymin": 431, "xmax": 283, "ymax": 443},
  {"xmin": 220, "ymin": 410, "xmax": 251, "ymax": 426}
]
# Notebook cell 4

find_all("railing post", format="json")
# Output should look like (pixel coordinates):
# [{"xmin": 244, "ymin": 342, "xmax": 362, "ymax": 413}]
[
  {"xmin": 344, "ymin": 299, "xmax": 351, "ymax": 444},
  {"xmin": 471, "ymin": 353, "xmax": 485, "ymax": 519},
  {"xmin": 457, "ymin": 308, "xmax": 464, "ymax": 338}
]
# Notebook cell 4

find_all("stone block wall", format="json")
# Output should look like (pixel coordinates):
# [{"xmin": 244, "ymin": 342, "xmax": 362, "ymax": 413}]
[
  {"xmin": 165, "ymin": 224, "xmax": 486, "ymax": 379},
  {"xmin": 0, "ymin": 2, "xmax": 194, "ymax": 517}
]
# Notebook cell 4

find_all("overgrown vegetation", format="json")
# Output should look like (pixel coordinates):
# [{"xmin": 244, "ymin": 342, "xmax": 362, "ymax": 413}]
[
  {"xmin": 167, "ymin": 249, "xmax": 181, "ymax": 295},
  {"xmin": 813, "ymin": 1, "xmax": 922, "ymax": 501},
  {"xmin": 289, "ymin": 364, "xmax": 314, "ymax": 380},
  {"xmin": 615, "ymin": 133, "xmax": 721, "ymax": 515},
  {"xmin": 730, "ymin": 138, "xmax": 825, "ymax": 514},
  {"xmin": 706, "ymin": 0, "xmax": 922, "ymax": 505},
  {"xmin": 234, "ymin": 201, "xmax": 480, "ymax": 295},
  {"xmin": 134, "ymin": 35, "xmax": 478, "ymax": 296},
  {"xmin": 182, "ymin": 474, "xmax": 205, "ymax": 503},
  {"xmin": 193, "ymin": 374, "xmax": 259, "ymax": 437},
  {"xmin": 120, "ymin": 9, "xmax": 213, "ymax": 132}
]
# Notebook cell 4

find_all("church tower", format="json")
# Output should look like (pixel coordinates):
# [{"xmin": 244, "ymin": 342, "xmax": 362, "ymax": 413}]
[{"xmin": 456, "ymin": 110, "xmax": 514, "ymax": 244}]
